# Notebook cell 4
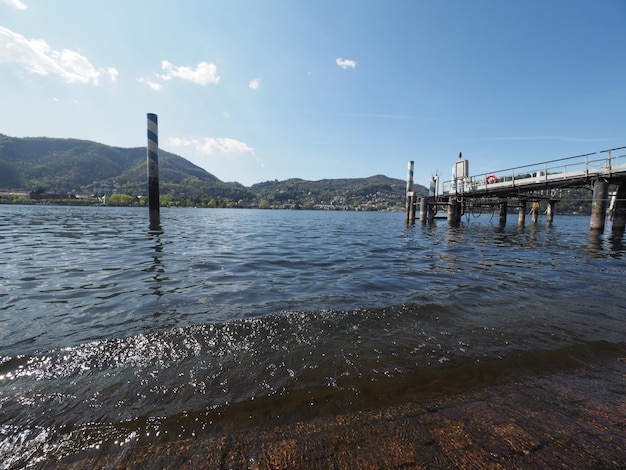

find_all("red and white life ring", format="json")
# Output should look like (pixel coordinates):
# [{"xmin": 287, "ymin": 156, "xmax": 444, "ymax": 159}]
[{"xmin": 486, "ymin": 174, "xmax": 498, "ymax": 184}]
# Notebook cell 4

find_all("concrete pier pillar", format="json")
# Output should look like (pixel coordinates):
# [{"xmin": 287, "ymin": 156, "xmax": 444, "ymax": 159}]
[
  {"xmin": 590, "ymin": 179, "xmax": 609, "ymax": 232},
  {"xmin": 518, "ymin": 201, "xmax": 527, "ymax": 226},
  {"xmin": 448, "ymin": 198, "xmax": 461, "ymax": 226},
  {"xmin": 405, "ymin": 194, "xmax": 416, "ymax": 224},
  {"xmin": 531, "ymin": 201, "xmax": 540, "ymax": 224},
  {"xmin": 427, "ymin": 197, "xmax": 435, "ymax": 224},
  {"xmin": 546, "ymin": 200, "xmax": 556, "ymax": 226},
  {"xmin": 499, "ymin": 199, "xmax": 507, "ymax": 227},
  {"xmin": 419, "ymin": 197, "xmax": 427, "ymax": 225},
  {"xmin": 611, "ymin": 183, "xmax": 626, "ymax": 233}
]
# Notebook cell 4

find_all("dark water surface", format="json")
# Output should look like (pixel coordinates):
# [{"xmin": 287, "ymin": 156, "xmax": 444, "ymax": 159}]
[{"xmin": 1, "ymin": 206, "xmax": 625, "ymax": 468}]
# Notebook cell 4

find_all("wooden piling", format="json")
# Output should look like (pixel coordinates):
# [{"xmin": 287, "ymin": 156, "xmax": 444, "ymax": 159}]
[
  {"xmin": 147, "ymin": 113, "xmax": 160, "ymax": 228},
  {"xmin": 590, "ymin": 179, "xmax": 609, "ymax": 232},
  {"xmin": 611, "ymin": 183, "xmax": 626, "ymax": 233}
]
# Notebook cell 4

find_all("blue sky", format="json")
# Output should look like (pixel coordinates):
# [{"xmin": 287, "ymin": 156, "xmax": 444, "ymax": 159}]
[{"xmin": 1, "ymin": 0, "xmax": 625, "ymax": 186}]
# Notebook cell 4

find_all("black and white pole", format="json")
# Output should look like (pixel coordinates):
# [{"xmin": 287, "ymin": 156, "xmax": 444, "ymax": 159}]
[
  {"xmin": 405, "ymin": 160, "xmax": 415, "ymax": 224},
  {"xmin": 147, "ymin": 113, "xmax": 160, "ymax": 228}
]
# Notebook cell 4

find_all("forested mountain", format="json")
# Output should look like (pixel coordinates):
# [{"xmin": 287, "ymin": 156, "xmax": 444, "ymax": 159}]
[
  {"xmin": 0, "ymin": 133, "xmax": 217, "ymax": 189},
  {"xmin": 0, "ymin": 134, "xmax": 422, "ymax": 209}
]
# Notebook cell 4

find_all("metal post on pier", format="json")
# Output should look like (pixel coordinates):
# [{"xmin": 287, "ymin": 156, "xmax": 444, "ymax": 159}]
[
  {"xmin": 518, "ymin": 201, "xmax": 527, "ymax": 226},
  {"xmin": 611, "ymin": 183, "xmax": 626, "ymax": 233},
  {"xmin": 590, "ymin": 178, "xmax": 609, "ymax": 232},
  {"xmin": 419, "ymin": 197, "xmax": 427, "ymax": 224},
  {"xmin": 499, "ymin": 198, "xmax": 507, "ymax": 227},
  {"xmin": 147, "ymin": 113, "xmax": 160, "ymax": 228}
]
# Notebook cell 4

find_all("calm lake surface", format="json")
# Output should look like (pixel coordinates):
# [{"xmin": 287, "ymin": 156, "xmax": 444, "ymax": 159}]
[{"xmin": 1, "ymin": 205, "xmax": 625, "ymax": 468}]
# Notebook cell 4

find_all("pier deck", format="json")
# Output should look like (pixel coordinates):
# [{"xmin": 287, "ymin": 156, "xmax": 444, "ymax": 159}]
[{"xmin": 440, "ymin": 147, "xmax": 626, "ymax": 199}]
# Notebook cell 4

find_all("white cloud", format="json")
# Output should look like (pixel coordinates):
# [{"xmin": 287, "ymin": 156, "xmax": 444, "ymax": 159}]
[
  {"xmin": 168, "ymin": 137, "xmax": 195, "ymax": 147},
  {"xmin": 0, "ymin": 26, "xmax": 114, "ymax": 84},
  {"xmin": 158, "ymin": 60, "xmax": 220, "ymax": 85},
  {"xmin": 199, "ymin": 138, "xmax": 254, "ymax": 155},
  {"xmin": 3, "ymin": 0, "xmax": 27, "ymax": 10},
  {"xmin": 249, "ymin": 78, "xmax": 260, "ymax": 90},
  {"xmin": 169, "ymin": 136, "xmax": 254, "ymax": 155},
  {"xmin": 336, "ymin": 57, "xmax": 357, "ymax": 69},
  {"xmin": 107, "ymin": 67, "xmax": 119, "ymax": 82},
  {"xmin": 138, "ymin": 76, "xmax": 162, "ymax": 91}
]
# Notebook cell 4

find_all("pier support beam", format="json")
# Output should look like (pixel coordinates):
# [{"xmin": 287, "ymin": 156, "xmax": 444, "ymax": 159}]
[
  {"xmin": 611, "ymin": 183, "xmax": 626, "ymax": 233},
  {"xmin": 518, "ymin": 201, "xmax": 527, "ymax": 226},
  {"xmin": 499, "ymin": 199, "xmax": 507, "ymax": 227},
  {"xmin": 546, "ymin": 200, "xmax": 556, "ymax": 226},
  {"xmin": 419, "ymin": 197, "xmax": 427, "ymax": 224},
  {"xmin": 531, "ymin": 201, "xmax": 540, "ymax": 224},
  {"xmin": 590, "ymin": 179, "xmax": 609, "ymax": 232},
  {"xmin": 448, "ymin": 198, "xmax": 461, "ymax": 226}
]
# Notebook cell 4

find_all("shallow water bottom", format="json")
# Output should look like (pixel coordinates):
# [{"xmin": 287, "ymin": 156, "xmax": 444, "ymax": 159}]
[{"xmin": 40, "ymin": 349, "xmax": 626, "ymax": 470}]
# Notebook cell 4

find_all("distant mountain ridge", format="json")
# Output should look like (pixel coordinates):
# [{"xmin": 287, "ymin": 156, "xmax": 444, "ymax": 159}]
[{"xmin": 0, "ymin": 133, "xmax": 427, "ymax": 208}]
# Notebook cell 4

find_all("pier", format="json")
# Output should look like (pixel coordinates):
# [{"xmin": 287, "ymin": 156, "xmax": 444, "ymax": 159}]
[{"xmin": 406, "ymin": 146, "xmax": 626, "ymax": 233}]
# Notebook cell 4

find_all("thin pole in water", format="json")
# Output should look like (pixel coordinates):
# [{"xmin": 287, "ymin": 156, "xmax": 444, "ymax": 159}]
[
  {"xmin": 147, "ymin": 113, "xmax": 160, "ymax": 228},
  {"xmin": 405, "ymin": 161, "xmax": 414, "ymax": 224}
]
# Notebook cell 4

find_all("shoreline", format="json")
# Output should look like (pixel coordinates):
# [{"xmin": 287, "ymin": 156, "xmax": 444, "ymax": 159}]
[{"xmin": 43, "ymin": 355, "xmax": 625, "ymax": 469}]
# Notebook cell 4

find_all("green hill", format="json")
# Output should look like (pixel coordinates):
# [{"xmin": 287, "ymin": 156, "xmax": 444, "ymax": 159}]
[
  {"xmin": 0, "ymin": 133, "xmax": 217, "ymax": 190},
  {"xmin": 250, "ymin": 175, "xmax": 417, "ymax": 209}
]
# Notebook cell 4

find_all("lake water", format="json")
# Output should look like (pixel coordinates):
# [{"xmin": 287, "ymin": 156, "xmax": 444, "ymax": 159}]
[{"xmin": 1, "ymin": 205, "xmax": 625, "ymax": 468}]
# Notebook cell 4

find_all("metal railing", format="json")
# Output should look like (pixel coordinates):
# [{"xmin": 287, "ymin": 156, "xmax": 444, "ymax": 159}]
[{"xmin": 440, "ymin": 146, "xmax": 626, "ymax": 195}]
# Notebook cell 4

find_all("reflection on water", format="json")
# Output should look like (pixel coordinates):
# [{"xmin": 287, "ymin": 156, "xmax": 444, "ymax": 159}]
[
  {"xmin": 588, "ymin": 229, "xmax": 626, "ymax": 257},
  {"xmin": 145, "ymin": 228, "xmax": 165, "ymax": 298}
]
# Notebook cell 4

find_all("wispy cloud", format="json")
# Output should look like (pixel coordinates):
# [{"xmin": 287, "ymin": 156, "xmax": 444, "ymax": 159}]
[
  {"xmin": 169, "ymin": 137, "xmax": 254, "ymax": 155},
  {"xmin": 249, "ymin": 78, "xmax": 260, "ymax": 90},
  {"xmin": 139, "ymin": 60, "xmax": 220, "ymax": 90},
  {"xmin": 0, "ymin": 26, "xmax": 116, "ymax": 84},
  {"xmin": 137, "ymin": 76, "xmax": 162, "ymax": 91},
  {"xmin": 336, "ymin": 57, "xmax": 357, "ymax": 69},
  {"xmin": 2, "ymin": 0, "xmax": 27, "ymax": 10},
  {"xmin": 157, "ymin": 60, "xmax": 220, "ymax": 85},
  {"xmin": 106, "ymin": 67, "xmax": 119, "ymax": 82}
]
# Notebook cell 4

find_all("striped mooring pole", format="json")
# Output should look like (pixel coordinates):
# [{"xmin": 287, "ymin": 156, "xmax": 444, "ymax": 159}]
[
  {"xmin": 405, "ymin": 160, "xmax": 415, "ymax": 224},
  {"xmin": 147, "ymin": 113, "xmax": 160, "ymax": 228}
]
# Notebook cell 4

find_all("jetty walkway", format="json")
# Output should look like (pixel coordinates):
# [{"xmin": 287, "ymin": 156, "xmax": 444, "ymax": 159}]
[{"xmin": 406, "ymin": 146, "xmax": 626, "ymax": 232}]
